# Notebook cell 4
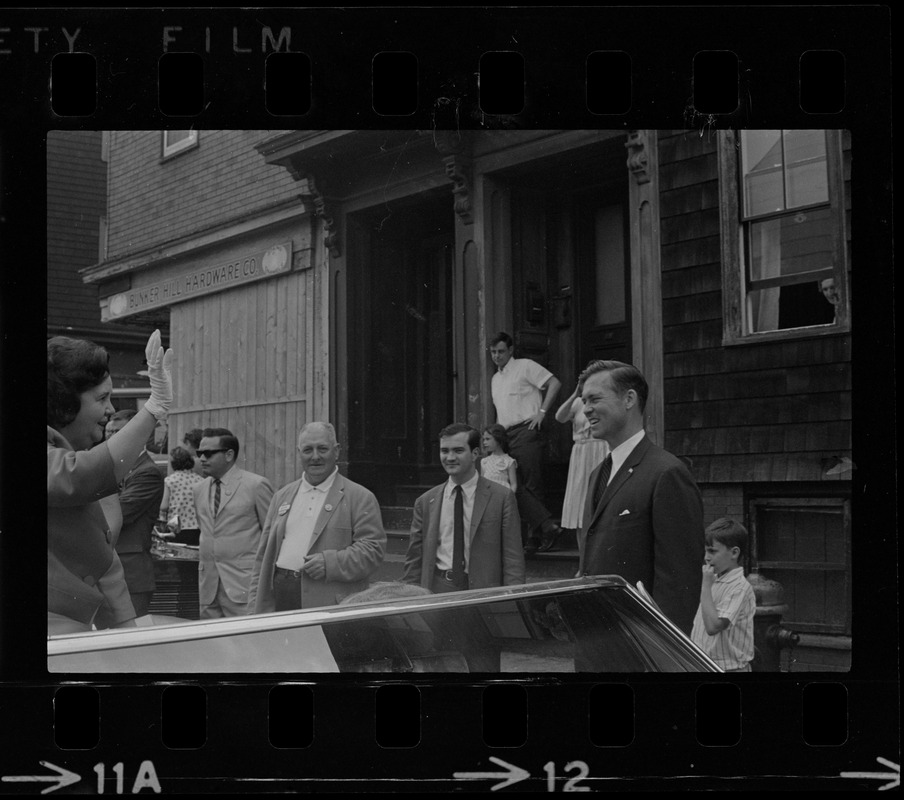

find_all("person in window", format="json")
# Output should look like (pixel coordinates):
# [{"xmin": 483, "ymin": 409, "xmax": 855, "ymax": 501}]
[
  {"xmin": 47, "ymin": 330, "xmax": 173, "ymax": 635},
  {"xmin": 819, "ymin": 277, "xmax": 841, "ymax": 322}
]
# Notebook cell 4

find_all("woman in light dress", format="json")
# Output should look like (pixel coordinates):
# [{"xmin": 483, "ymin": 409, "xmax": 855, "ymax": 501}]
[{"xmin": 555, "ymin": 384, "xmax": 609, "ymax": 536}]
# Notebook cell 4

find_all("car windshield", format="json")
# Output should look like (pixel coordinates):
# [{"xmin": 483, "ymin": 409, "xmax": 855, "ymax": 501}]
[{"xmin": 322, "ymin": 586, "xmax": 704, "ymax": 673}]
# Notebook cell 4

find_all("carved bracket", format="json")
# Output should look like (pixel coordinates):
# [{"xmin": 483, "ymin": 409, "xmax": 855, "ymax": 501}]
[
  {"xmin": 625, "ymin": 130, "xmax": 651, "ymax": 185},
  {"xmin": 442, "ymin": 154, "xmax": 473, "ymax": 225},
  {"xmin": 298, "ymin": 173, "xmax": 340, "ymax": 258},
  {"xmin": 435, "ymin": 130, "xmax": 473, "ymax": 225}
]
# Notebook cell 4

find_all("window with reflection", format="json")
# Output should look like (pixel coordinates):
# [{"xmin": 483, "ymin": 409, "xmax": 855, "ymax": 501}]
[{"xmin": 320, "ymin": 587, "xmax": 712, "ymax": 673}]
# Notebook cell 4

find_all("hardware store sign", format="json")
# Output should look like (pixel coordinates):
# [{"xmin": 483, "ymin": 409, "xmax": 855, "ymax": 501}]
[{"xmin": 106, "ymin": 242, "xmax": 291, "ymax": 320}]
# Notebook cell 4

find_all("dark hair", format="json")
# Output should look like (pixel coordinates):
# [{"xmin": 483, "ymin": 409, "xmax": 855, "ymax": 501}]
[
  {"xmin": 202, "ymin": 427, "xmax": 240, "ymax": 457},
  {"xmin": 438, "ymin": 423, "xmax": 481, "ymax": 451},
  {"xmin": 705, "ymin": 517, "xmax": 748, "ymax": 561},
  {"xmin": 578, "ymin": 359, "xmax": 649, "ymax": 414},
  {"xmin": 169, "ymin": 446, "xmax": 195, "ymax": 471},
  {"xmin": 489, "ymin": 331, "xmax": 513, "ymax": 348},
  {"xmin": 47, "ymin": 336, "xmax": 111, "ymax": 429},
  {"xmin": 482, "ymin": 423, "xmax": 510, "ymax": 454},
  {"xmin": 183, "ymin": 428, "xmax": 203, "ymax": 449}
]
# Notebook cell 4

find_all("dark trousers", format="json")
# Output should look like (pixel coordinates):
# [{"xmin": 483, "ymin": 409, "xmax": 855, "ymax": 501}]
[
  {"xmin": 428, "ymin": 569, "xmax": 499, "ymax": 672},
  {"xmin": 273, "ymin": 568, "xmax": 303, "ymax": 611},
  {"xmin": 507, "ymin": 423, "xmax": 553, "ymax": 535},
  {"xmin": 130, "ymin": 591, "xmax": 153, "ymax": 617}
]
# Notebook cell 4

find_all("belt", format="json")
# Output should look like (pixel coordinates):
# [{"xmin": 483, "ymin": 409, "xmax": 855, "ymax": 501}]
[
  {"xmin": 275, "ymin": 566, "xmax": 303, "ymax": 579},
  {"xmin": 506, "ymin": 419, "xmax": 531, "ymax": 432},
  {"xmin": 434, "ymin": 567, "xmax": 468, "ymax": 585}
]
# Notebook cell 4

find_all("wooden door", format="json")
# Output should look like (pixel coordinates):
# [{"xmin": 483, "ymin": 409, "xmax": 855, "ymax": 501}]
[{"xmin": 575, "ymin": 188, "xmax": 632, "ymax": 369}]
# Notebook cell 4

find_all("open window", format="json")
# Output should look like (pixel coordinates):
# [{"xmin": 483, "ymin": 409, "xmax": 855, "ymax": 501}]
[{"xmin": 718, "ymin": 129, "xmax": 850, "ymax": 343}]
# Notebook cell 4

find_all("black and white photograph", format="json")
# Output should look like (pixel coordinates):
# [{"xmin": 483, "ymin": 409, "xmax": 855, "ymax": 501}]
[
  {"xmin": 45, "ymin": 127, "xmax": 855, "ymax": 676},
  {"xmin": 0, "ymin": 4, "xmax": 895, "ymax": 794}
]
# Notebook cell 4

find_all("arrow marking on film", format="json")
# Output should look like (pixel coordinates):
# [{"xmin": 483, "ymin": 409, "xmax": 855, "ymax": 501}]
[
  {"xmin": 454, "ymin": 756, "xmax": 530, "ymax": 791},
  {"xmin": 1, "ymin": 761, "xmax": 82, "ymax": 794},
  {"xmin": 841, "ymin": 757, "xmax": 900, "ymax": 791}
]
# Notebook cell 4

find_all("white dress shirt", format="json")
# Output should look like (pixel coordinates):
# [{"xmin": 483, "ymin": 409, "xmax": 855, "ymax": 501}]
[
  {"xmin": 491, "ymin": 357, "xmax": 553, "ymax": 428},
  {"xmin": 275, "ymin": 467, "xmax": 339, "ymax": 570},
  {"xmin": 606, "ymin": 429, "xmax": 646, "ymax": 485},
  {"xmin": 435, "ymin": 472, "xmax": 479, "ymax": 571}
]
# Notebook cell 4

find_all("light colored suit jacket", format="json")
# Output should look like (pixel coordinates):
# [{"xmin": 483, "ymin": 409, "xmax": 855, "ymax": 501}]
[
  {"xmin": 194, "ymin": 466, "xmax": 274, "ymax": 607},
  {"xmin": 402, "ymin": 476, "xmax": 524, "ymax": 589},
  {"xmin": 579, "ymin": 434, "xmax": 704, "ymax": 634},
  {"xmin": 248, "ymin": 473, "xmax": 387, "ymax": 612}
]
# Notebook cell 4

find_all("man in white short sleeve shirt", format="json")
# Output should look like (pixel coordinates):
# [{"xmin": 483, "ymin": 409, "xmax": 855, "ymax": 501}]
[{"xmin": 489, "ymin": 331, "xmax": 562, "ymax": 554}]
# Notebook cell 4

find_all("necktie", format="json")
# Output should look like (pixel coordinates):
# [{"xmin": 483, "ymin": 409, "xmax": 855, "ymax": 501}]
[
  {"xmin": 592, "ymin": 454, "xmax": 613, "ymax": 510},
  {"xmin": 213, "ymin": 478, "xmax": 222, "ymax": 517},
  {"xmin": 451, "ymin": 485, "xmax": 466, "ymax": 587}
]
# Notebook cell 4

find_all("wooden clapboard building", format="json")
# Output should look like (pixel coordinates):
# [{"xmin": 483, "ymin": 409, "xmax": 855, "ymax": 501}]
[{"xmin": 80, "ymin": 129, "xmax": 852, "ymax": 669}]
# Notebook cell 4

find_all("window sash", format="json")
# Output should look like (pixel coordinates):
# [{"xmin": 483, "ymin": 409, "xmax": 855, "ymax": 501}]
[
  {"xmin": 718, "ymin": 129, "xmax": 849, "ymax": 344},
  {"xmin": 162, "ymin": 130, "xmax": 199, "ymax": 160}
]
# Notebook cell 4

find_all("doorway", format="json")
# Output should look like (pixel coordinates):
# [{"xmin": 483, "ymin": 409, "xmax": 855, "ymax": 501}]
[{"xmin": 346, "ymin": 192, "xmax": 454, "ymax": 502}]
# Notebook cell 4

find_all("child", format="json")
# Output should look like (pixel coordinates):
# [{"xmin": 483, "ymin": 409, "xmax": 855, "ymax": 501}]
[
  {"xmin": 690, "ymin": 518, "xmax": 756, "ymax": 672},
  {"xmin": 479, "ymin": 424, "xmax": 518, "ymax": 492}
]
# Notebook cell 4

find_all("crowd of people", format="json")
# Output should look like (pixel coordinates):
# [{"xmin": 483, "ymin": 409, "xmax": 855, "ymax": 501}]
[{"xmin": 47, "ymin": 329, "xmax": 755, "ymax": 671}]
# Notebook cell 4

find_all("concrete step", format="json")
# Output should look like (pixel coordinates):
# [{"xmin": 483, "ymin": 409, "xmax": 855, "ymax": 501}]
[{"xmin": 381, "ymin": 505, "xmax": 414, "ymax": 531}]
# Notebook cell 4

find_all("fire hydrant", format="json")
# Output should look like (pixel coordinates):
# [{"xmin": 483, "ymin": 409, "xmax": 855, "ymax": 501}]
[{"xmin": 748, "ymin": 572, "xmax": 800, "ymax": 672}]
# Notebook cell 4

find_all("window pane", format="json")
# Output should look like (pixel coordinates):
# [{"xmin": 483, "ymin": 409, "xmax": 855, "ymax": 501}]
[
  {"xmin": 165, "ymin": 130, "xmax": 194, "ymax": 148},
  {"xmin": 783, "ymin": 130, "xmax": 828, "ymax": 207},
  {"xmin": 749, "ymin": 207, "xmax": 834, "ymax": 281},
  {"xmin": 757, "ymin": 505, "xmax": 845, "ymax": 564},
  {"xmin": 741, "ymin": 130, "xmax": 783, "ymax": 216}
]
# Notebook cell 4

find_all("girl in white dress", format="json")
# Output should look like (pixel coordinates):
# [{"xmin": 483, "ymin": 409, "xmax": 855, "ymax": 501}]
[
  {"xmin": 555, "ymin": 386, "xmax": 609, "ymax": 532},
  {"xmin": 479, "ymin": 424, "xmax": 518, "ymax": 492}
]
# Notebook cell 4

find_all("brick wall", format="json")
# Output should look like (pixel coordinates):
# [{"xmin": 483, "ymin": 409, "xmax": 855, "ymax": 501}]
[
  {"xmin": 46, "ymin": 131, "xmax": 106, "ymax": 333},
  {"xmin": 105, "ymin": 130, "xmax": 300, "ymax": 259}
]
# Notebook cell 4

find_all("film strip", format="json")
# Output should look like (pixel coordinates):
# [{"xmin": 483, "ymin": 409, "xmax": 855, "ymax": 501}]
[{"xmin": 1, "ymin": 5, "xmax": 896, "ymax": 794}]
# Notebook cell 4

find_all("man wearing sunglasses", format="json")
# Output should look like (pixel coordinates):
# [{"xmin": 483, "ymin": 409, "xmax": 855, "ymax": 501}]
[{"xmin": 193, "ymin": 427, "xmax": 274, "ymax": 618}]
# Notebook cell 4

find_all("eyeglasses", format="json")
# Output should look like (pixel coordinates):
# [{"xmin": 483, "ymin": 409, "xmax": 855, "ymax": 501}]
[{"xmin": 197, "ymin": 448, "xmax": 228, "ymax": 458}]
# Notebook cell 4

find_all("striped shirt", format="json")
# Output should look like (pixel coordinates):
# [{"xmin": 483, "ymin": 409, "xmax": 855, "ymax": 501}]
[{"xmin": 691, "ymin": 567, "xmax": 755, "ymax": 671}]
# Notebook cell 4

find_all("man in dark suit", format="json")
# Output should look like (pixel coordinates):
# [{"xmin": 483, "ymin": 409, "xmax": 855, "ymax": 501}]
[
  {"xmin": 106, "ymin": 409, "xmax": 165, "ymax": 617},
  {"xmin": 578, "ymin": 361, "xmax": 703, "ymax": 635},
  {"xmin": 403, "ymin": 423, "xmax": 524, "ymax": 592}
]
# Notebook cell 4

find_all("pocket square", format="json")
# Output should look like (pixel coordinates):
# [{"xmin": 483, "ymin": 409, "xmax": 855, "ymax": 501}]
[{"xmin": 618, "ymin": 509, "xmax": 631, "ymax": 516}]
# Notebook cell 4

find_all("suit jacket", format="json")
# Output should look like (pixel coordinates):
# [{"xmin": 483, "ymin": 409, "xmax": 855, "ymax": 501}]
[
  {"xmin": 194, "ymin": 466, "xmax": 274, "ymax": 607},
  {"xmin": 579, "ymin": 434, "xmax": 703, "ymax": 634},
  {"xmin": 115, "ymin": 450, "xmax": 165, "ymax": 594},
  {"xmin": 47, "ymin": 427, "xmax": 136, "ymax": 628},
  {"xmin": 402, "ymin": 476, "xmax": 525, "ymax": 589},
  {"xmin": 248, "ymin": 473, "xmax": 387, "ymax": 612}
]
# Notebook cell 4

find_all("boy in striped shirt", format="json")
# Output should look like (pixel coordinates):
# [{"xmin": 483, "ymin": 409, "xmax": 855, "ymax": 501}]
[{"xmin": 691, "ymin": 518, "xmax": 756, "ymax": 672}]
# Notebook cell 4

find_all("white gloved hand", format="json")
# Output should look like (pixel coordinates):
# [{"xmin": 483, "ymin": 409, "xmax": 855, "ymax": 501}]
[{"xmin": 142, "ymin": 329, "xmax": 174, "ymax": 420}]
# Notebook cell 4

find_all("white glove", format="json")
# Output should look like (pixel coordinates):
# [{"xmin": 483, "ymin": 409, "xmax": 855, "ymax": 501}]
[{"xmin": 142, "ymin": 329, "xmax": 174, "ymax": 420}]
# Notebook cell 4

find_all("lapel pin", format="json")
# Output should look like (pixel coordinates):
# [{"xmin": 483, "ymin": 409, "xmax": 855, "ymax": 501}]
[
  {"xmin": 324, "ymin": 504, "xmax": 334, "ymax": 512},
  {"xmin": 278, "ymin": 504, "xmax": 291, "ymax": 515}
]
